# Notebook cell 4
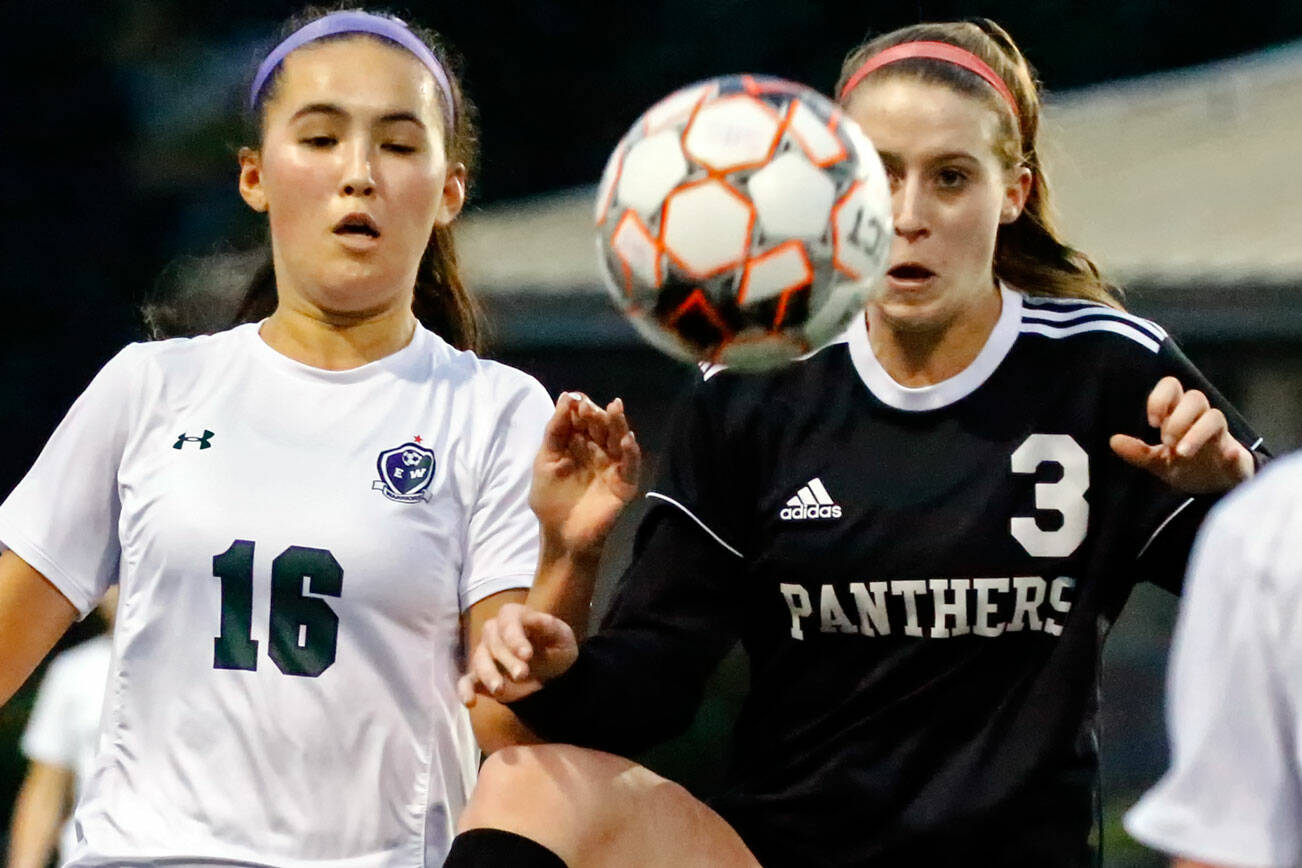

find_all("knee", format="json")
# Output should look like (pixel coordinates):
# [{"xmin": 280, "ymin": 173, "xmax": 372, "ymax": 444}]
[{"xmin": 460, "ymin": 744, "xmax": 600, "ymax": 833}]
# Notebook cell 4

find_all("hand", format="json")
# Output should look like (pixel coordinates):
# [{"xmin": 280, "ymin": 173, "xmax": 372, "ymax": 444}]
[
  {"xmin": 530, "ymin": 392, "xmax": 641, "ymax": 557},
  {"xmin": 458, "ymin": 602, "xmax": 578, "ymax": 706},
  {"xmin": 1110, "ymin": 376, "xmax": 1254, "ymax": 494}
]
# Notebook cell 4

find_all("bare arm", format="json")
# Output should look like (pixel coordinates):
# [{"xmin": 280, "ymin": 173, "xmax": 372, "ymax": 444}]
[
  {"xmin": 1173, "ymin": 860, "xmax": 1233, "ymax": 868},
  {"xmin": 462, "ymin": 589, "xmax": 544, "ymax": 754},
  {"xmin": 460, "ymin": 393, "xmax": 639, "ymax": 752},
  {"xmin": 0, "ymin": 551, "xmax": 77, "ymax": 708},
  {"xmin": 6, "ymin": 760, "xmax": 73, "ymax": 868},
  {"xmin": 525, "ymin": 393, "xmax": 639, "ymax": 637}
]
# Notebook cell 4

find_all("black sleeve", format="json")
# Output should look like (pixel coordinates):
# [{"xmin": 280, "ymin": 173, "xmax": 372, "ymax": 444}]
[
  {"xmin": 1130, "ymin": 336, "xmax": 1267, "ymax": 593},
  {"xmin": 507, "ymin": 504, "xmax": 746, "ymax": 754},
  {"xmin": 645, "ymin": 373, "xmax": 756, "ymax": 557}
]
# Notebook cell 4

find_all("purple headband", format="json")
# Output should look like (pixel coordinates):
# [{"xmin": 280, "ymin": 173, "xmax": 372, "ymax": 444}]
[{"xmin": 249, "ymin": 10, "xmax": 456, "ymax": 130}]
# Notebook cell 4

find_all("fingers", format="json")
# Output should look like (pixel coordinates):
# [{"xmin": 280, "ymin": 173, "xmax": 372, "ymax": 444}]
[
  {"xmin": 482, "ymin": 617, "xmax": 529, "ymax": 681},
  {"xmin": 542, "ymin": 393, "xmax": 578, "ymax": 455},
  {"xmin": 462, "ymin": 632, "xmax": 507, "ymax": 702},
  {"xmin": 566, "ymin": 393, "xmax": 608, "ymax": 462},
  {"xmin": 1147, "ymin": 380, "xmax": 1223, "ymax": 456},
  {"xmin": 618, "ymin": 430, "xmax": 642, "ymax": 488},
  {"xmin": 1159, "ymin": 388, "xmax": 1211, "ymax": 452},
  {"xmin": 1146, "ymin": 376, "xmax": 1184, "ymax": 428},
  {"xmin": 554, "ymin": 392, "xmax": 640, "ymax": 465},
  {"xmin": 460, "ymin": 603, "xmax": 533, "ymax": 704},
  {"xmin": 1109, "ymin": 433, "xmax": 1164, "ymax": 472},
  {"xmin": 1119, "ymin": 383, "xmax": 1254, "ymax": 493},
  {"xmin": 519, "ymin": 608, "xmax": 570, "ymax": 642},
  {"xmin": 605, "ymin": 397, "xmax": 629, "ymax": 455},
  {"xmin": 457, "ymin": 607, "xmax": 577, "ymax": 707},
  {"xmin": 457, "ymin": 673, "xmax": 477, "ymax": 705},
  {"xmin": 1173, "ymin": 405, "xmax": 1226, "ymax": 458}
]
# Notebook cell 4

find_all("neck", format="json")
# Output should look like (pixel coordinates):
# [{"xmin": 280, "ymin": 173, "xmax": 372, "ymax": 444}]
[
  {"xmin": 867, "ymin": 284, "xmax": 1004, "ymax": 387},
  {"xmin": 259, "ymin": 296, "xmax": 418, "ymax": 371}
]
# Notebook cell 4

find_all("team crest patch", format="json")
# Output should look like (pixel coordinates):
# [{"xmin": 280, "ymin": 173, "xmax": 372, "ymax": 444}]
[{"xmin": 372, "ymin": 442, "xmax": 436, "ymax": 503}]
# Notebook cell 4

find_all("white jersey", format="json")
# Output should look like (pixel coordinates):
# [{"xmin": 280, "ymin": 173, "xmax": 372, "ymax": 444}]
[
  {"xmin": 1125, "ymin": 451, "xmax": 1302, "ymax": 868},
  {"xmin": 0, "ymin": 323, "xmax": 552, "ymax": 867},
  {"xmin": 20, "ymin": 634, "xmax": 113, "ymax": 863}
]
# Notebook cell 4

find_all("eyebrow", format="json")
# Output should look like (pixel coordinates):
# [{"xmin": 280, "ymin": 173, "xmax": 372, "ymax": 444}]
[
  {"xmin": 876, "ymin": 149, "xmax": 981, "ymax": 167},
  {"xmin": 927, "ymin": 151, "xmax": 980, "ymax": 164},
  {"xmin": 288, "ymin": 103, "xmax": 427, "ymax": 128}
]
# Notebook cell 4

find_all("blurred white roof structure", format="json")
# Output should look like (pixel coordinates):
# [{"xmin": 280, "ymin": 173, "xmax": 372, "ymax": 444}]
[
  {"xmin": 1045, "ymin": 40, "xmax": 1302, "ymax": 287},
  {"xmin": 460, "ymin": 41, "xmax": 1302, "ymax": 345}
]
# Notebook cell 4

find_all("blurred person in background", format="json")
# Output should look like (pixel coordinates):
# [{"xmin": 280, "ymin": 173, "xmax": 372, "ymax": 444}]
[
  {"xmin": 0, "ymin": 6, "xmax": 635, "ymax": 866},
  {"xmin": 1126, "ymin": 450, "xmax": 1302, "ymax": 868},
  {"xmin": 450, "ymin": 18, "xmax": 1266, "ymax": 868},
  {"xmin": 6, "ymin": 588, "xmax": 117, "ymax": 868}
]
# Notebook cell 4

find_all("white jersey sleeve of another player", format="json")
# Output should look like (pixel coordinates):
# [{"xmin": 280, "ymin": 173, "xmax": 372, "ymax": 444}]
[
  {"xmin": 0, "ymin": 345, "xmax": 147, "ymax": 616},
  {"xmin": 457, "ymin": 367, "xmax": 553, "ymax": 611},
  {"xmin": 1125, "ymin": 452, "xmax": 1302, "ymax": 868},
  {"xmin": 21, "ymin": 648, "xmax": 82, "ymax": 767},
  {"xmin": 21, "ymin": 635, "xmax": 112, "ymax": 770}
]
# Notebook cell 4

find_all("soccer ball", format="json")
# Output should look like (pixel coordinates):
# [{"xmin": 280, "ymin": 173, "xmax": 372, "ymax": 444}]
[{"xmin": 595, "ymin": 74, "xmax": 891, "ymax": 371}]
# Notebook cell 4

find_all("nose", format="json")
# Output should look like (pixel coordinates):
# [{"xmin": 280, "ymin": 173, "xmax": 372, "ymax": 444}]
[
  {"xmin": 893, "ymin": 175, "xmax": 928, "ymax": 243},
  {"xmin": 340, "ymin": 143, "xmax": 375, "ymax": 198}
]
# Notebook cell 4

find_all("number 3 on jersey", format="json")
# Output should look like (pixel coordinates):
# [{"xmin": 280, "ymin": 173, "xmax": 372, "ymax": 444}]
[
  {"xmin": 1010, "ymin": 434, "xmax": 1089, "ymax": 558},
  {"xmin": 212, "ymin": 540, "xmax": 343, "ymax": 677}
]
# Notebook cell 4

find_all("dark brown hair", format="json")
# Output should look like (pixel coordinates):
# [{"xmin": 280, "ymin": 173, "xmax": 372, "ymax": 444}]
[
  {"xmin": 147, "ymin": 5, "xmax": 484, "ymax": 349},
  {"xmin": 837, "ymin": 19, "xmax": 1122, "ymax": 308}
]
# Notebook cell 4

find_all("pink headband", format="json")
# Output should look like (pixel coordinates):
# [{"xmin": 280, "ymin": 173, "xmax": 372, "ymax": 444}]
[{"xmin": 839, "ymin": 40, "xmax": 1020, "ymax": 123}]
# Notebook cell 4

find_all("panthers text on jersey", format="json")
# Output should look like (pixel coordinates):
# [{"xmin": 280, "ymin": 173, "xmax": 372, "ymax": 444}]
[{"xmin": 0, "ymin": 323, "xmax": 553, "ymax": 867}]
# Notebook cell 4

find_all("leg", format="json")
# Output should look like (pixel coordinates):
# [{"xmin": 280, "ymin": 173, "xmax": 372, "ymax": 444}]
[{"xmin": 455, "ymin": 744, "xmax": 759, "ymax": 868}]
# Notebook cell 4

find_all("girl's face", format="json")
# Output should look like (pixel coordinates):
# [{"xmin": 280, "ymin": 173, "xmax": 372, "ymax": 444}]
[
  {"xmin": 238, "ymin": 37, "xmax": 464, "ymax": 318},
  {"xmin": 846, "ymin": 77, "xmax": 1030, "ymax": 333}
]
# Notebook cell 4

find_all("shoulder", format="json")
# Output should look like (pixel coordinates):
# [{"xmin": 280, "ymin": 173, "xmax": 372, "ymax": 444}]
[
  {"xmin": 697, "ymin": 340, "xmax": 855, "ymax": 415},
  {"xmin": 64, "ymin": 331, "xmax": 246, "ymax": 419},
  {"xmin": 1016, "ymin": 293, "xmax": 1168, "ymax": 355},
  {"xmin": 420, "ymin": 328, "xmax": 552, "ymax": 419},
  {"xmin": 109, "ymin": 326, "xmax": 251, "ymax": 381}
]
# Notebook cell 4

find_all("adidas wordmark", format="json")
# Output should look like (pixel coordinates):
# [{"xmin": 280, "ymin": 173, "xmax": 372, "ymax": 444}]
[{"xmin": 781, "ymin": 477, "xmax": 842, "ymax": 520}]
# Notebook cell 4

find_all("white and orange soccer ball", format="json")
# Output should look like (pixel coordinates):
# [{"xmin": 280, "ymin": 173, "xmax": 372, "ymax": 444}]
[{"xmin": 595, "ymin": 74, "xmax": 892, "ymax": 370}]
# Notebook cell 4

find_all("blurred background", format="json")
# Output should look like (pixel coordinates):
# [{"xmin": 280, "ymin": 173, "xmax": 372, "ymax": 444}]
[{"xmin": 2, "ymin": 1, "xmax": 1300, "ymax": 865}]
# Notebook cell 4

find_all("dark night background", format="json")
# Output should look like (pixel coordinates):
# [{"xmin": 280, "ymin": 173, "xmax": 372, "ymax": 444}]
[
  {"xmin": 3, "ymin": 1, "xmax": 1301, "ymax": 864},
  {"xmin": 7, "ymin": 0, "xmax": 1302, "ymax": 494}
]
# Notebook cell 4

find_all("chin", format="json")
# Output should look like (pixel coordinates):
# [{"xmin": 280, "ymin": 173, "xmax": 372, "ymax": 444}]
[
  {"xmin": 308, "ymin": 272, "xmax": 407, "ymax": 319},
  {"xmin": 872, "ymin": 292, "xmax": 955, "ymax": 335}
]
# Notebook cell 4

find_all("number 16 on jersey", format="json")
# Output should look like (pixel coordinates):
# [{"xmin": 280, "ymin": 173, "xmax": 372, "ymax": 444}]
[{"xmin": 212, "ymin": 540, "xmax": 343, "ymax": 678}]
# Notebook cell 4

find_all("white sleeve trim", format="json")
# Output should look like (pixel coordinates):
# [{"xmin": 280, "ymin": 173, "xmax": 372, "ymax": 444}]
[
  {"xmin": 459, "ymin": 572, "xmax": 534, "ymax": 612},
  {"xmin": 1136, "ymin": 497, "xmax": 1194, "ymax": 561},
  {"xmin": 645, "ymin": 492, "xmax": 744, "ymax": 559},
  {"xmin": 0, "ymin": 519, "xmax": 94, "ymax": 617}
]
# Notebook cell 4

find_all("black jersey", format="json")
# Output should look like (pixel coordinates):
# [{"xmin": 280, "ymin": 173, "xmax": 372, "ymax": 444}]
[{"xmin": 511, "ymin": 288, "xmax": 1263, "ymax": 867}]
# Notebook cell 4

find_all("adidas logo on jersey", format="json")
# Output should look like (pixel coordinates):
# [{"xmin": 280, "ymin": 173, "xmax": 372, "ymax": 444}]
[{"xmin": 780, "ymin": 478, "xmax": 842, "ymax": 520}]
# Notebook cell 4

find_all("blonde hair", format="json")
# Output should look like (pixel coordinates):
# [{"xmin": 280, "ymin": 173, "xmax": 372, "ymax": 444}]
[{"xmin": 838, "ymin": 19, "xmax": 1122, "ymax": 308}]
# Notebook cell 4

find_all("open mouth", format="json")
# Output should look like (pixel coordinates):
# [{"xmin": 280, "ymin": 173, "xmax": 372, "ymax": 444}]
[
  {"xmin": 333, "ymin": 214, "xmax": 380, "ymax": 238},
  {"xmin": 887, "ymin": 264, "xmax": 935, "ymax": 281}
]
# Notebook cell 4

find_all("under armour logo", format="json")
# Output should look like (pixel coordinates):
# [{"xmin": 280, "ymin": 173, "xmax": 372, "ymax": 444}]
[{"xmin": 174, "ymin": 430, "xmax": 215, "ymax": 450}]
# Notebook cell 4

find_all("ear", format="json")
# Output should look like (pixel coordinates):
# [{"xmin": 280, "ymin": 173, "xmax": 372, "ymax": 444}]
[
  {"xmin": 1000, "ymin": 165, "xmax": 1033, "ymax": 224},
  {"xmin": 238, "ymin": 147, "xmax": 268, "ymax": 213},
  {"xmin": 434, "ymin": 162, "xmax": 468, "ymax": 227}
]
